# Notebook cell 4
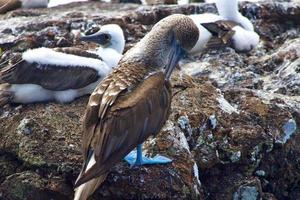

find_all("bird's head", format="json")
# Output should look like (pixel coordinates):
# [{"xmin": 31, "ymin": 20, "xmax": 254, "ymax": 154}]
[
  {"xmin": 80, "ymin": 24, "xmax": 125, "ymax": 54},
  {"xmin": 154, "ymin": 14, "xmax": 200, "ymax": 52},
  {"xmin": 135, "ymin": 14, "xmax": 199, "ymax": 79},
  {"xmin": 151, "ymin": 14, "xmax": 200, "ymax": 79}
]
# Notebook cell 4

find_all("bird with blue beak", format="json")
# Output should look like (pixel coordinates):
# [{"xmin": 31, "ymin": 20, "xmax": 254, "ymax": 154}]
[
  {"xmin": 74, "ymin": 14, "xmax": 199, "ymax": 200},
  {"xmin": 0, "ymin": 24, "xmax": 125, "ymax": 105}
]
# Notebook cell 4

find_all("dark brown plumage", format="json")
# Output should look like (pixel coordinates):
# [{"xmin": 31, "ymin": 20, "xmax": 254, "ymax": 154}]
[
  {"xmin": 0, "ymin": 0, "xmax": 21, "ymax": 14},
  {"xmin": 201, "ymin": 20, "xmax": 240, "ymax": 49},
  {"xmin": 54, "ymin": 48, "xmax": 102, "ymax": 60},
  {"xmin": 0, "ymin": 61, "xmax": 99, "ymax": 91},
  {"xmin": 0, "ymin": 48, "xmax": 102, "ymax": 91},
  {"xmin": 0, "ymin": 83, "xmax": 12, "ymax": 106},
  {"xmin": 74, "ymin": 14, "xmax": 199, "ymax": 200}
]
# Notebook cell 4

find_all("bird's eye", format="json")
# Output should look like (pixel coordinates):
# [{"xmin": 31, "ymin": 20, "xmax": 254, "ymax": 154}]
[{"xmin": 104, "ymin": 34, "xmax": 110, "ymax": 40}]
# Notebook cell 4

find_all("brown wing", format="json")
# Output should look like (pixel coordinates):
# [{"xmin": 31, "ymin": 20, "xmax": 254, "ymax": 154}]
[
  {"xmin": 201, "ymin": 20, "xmax": 240, "ymax": 49},
  {"xmin": 0, "ymin": 53, "xmax": 101, "ymax": 91},
  {"xmin": 54, "ymin": 47, "xmax": 102, "ymax": 60},
  {"xmin": 0, "ymin": 0, "xmax": 21, "ymax": 14},
  {"xmin": 75, "ymin": 71, "xmax": 172, "ymax": 187}
]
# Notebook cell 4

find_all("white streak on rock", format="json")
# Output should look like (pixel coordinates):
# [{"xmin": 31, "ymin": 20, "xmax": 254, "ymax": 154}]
[{"xmin": 217, "ymin": 95, "xmax": 240, "ymax": 114}]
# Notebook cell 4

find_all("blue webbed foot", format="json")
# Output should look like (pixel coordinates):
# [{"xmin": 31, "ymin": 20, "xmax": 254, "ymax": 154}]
[
  {"xmin": 124, "ymin": 144, "xmax": 172, "ymax": 166},
  {"xmin": 124, "ymin": 150, "xmax": 172, "ymax": 166}
]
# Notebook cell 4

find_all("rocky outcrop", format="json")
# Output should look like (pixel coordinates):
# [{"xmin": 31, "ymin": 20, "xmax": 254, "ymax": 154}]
[{"xmin": 0, "ymin": 1, "xmax": 299, "ymax": 200}]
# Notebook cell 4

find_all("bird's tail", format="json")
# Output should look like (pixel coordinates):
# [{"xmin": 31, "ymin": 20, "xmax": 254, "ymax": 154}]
[
  {"xmin": 74, "ymin": 174, "xmax": 107, "ymax": 200},
  {"xmin": 74, "ymin": 152, "xmax": 107, "ymax": 200},
  {"xmin": 0, "ymin": 84, "xmax": 13, "ymax": 107}
]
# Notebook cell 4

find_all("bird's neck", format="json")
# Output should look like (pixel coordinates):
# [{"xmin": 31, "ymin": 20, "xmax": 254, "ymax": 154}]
[
  {"xmin": 130, "ymin": 32, "xmax": 175, "ymax": 66},
  {"xmin": 97, "ymin": 48, "xmax": 122, "ymax": 69},
  {"xmin": 215, "ymin": 0, "xmax": 240, "ymax": 20},
  {"xmin": 113, "ymin": 41, "xmax": 125, "ymax": 55},
  {"xmin": 108, "ymin": 39, "xmax": 125, "ymax": 55},
  {"xmin": 236, "ymin": 14, "xmax": 254, "ymax": 31},
  {"xmin": 215, "ymin": 0, "xmax": 254, "ymax": 31}
]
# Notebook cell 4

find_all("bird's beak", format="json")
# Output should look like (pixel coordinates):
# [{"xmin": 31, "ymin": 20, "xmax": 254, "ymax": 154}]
[
  {"xmin": 80, "ymin": 32, "xmax": 110, "ymax": 45},
  {"xmin": 165, "ymin": 39, "xmax": 184, "ymax": 80}
]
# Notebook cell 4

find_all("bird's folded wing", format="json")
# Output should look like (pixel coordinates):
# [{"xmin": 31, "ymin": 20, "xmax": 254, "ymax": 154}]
[
  {"xmin": 54, "ymin": 47, "xmax": 102, "ymax": 60},
  {"xmin": 0, "ymin": 50, "xmax": 102, "ymax": 91},
  {"xmin": 76, "ymin": 71, "xmax": 171, "ymax": 186},
  {"xmin": 201, "ymin": 20, "xmax": 239, "ymax": 49}
]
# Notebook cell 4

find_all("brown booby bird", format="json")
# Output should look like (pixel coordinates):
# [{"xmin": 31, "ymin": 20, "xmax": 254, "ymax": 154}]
[
  {"xmin": 73, "ymin": 14, "xmax": 199, "ymax": 200},
  {"xmin": 0, "ymin": 24, "xmax": 125, "ymax": 106}
]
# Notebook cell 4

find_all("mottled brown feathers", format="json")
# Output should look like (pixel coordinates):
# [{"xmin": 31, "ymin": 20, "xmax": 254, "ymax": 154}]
[
  {"xmin": 142, "ymin": 14, "xmax": 199, "ymax": 54},
  {"xmin": 77, "ymin": 71, "xmax": 172, "ymax": 186},
  {"xmin": 75, "ymin": 14, "xmax": 198, "ymax": 192},
  {"xmin": 82, "ymin": 62, "xmax": 151, "ymax": 161},
  {"xmin": 0, "ymin": 83, "xmax": 13, "ymax": 106},
  {"xmin": 120, "ymin": 14, "xmax": 199, "ymax": 73},
  {"xmin": 54, "ymin": 48, "xmax": 102, "ymax": 60},
  {"xmin": 201, "ymin": 20, "xmax": 240, "ymax": 49}
]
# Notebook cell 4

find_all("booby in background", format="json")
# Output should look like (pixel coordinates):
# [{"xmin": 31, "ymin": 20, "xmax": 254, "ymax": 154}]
[
  {"xmin": 73, "ymin": 14, "xmax": 199, "ymax": 200},
  {"xmin": 0, "ymin": 24, "xmax": 125, "ymax": 106},
  {"xmin": 188, "ymin": 0, "xmax": 259, "ymax": 53},
  {"xmin": 0, "ymin": 0, "xmax": 48, "ymax": 14}
]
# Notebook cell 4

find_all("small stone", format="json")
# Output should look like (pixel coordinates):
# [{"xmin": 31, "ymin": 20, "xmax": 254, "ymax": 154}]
[
  {"xmin": 233, "ymin": 186, "xmax": 259, "ymax": 200},
  {"xmin": 178, "ymin": 115, "xmax": 190, "ymax": 130},
  {"xmin": 17, "ymin": 118, "xmax": 35, "ymax": 135},
  {"xmin": 15, "ymin": 105, "xmax": 23, "ymax": 111},
  {"xmin": 209, "ymin": 115, "xmax": 217, "ymax": 129},
  {"xmin": 0, "ymin": 111, "xmax": 9, "ymax": 119},
  {"xmin": 255, "ymin": 170, "xmax": 266, "ymax": 177},
  {"xmin": 42, "ymin": 128, "xmax": 49, "ymax": 134},
  {"xmin": 56, "ymin": 37, "xmax": 72, "ymax": 47},
  {"xmin": 230, "ymin": 151, "xmax": 241, "ymax": 163},
  {"xmin": 282, "ymin": 119, "xmax": 297, "ymax": 143}
]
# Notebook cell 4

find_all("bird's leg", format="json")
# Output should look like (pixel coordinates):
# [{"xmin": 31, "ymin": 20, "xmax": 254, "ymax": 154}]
[
  {"xmin": 135, "ymin": 143, "xmax": 143, "ymax": 165},
  {"xmin": 124, "ymin": 143, "xmax": 172, "ymax": 166}
]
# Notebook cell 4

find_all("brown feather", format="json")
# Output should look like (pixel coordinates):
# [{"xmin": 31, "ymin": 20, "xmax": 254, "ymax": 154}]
[
  {"xmin": 54, "ymin": 48, "xmax": 102, "ymax": 60},
  {"xmin": 0, "ymin": 48, "xmax": 102, "ymax": 91},
  {"xmin": 0, "ymin": 83, "xmax": 13, "ymax": 107},
  {"xmin": 0, "ymin": 0, "xmax": 21, "ymax": 14},
  {"xmin": 76, "ymin": 71, "xmax": 171, "ymax": 187},
  {"xmin": 74, "ymin": 174, "xmax": 107, "ymax": 200},
  {"xmin": 75, "ymin": 15, "xmax": 199, "ymax": 197},
  {"xmin": 201, "ymin": 20, "xmax": 240, "ymax": 49}
]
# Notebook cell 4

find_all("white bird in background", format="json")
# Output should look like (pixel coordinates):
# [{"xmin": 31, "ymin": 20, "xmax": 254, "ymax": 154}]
[
  {"xmin": 188, "ymin": 0, "xmax": 260, "ymax": 53},
  {"xmin": 0, "ymin": 24, "xmax": 125, "ymax": 106}
]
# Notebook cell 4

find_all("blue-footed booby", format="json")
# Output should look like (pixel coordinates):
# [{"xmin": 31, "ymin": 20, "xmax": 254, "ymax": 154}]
[
  {"xmin": 0, "ymin": 24, "xmax": 125, "ymax": 106},
  {"xmin": 188, "ymin": 0, "xmax": 259, "ymax": 53},
  {"xmin": 0, "ymin": 0, "xmax": 48, "ymax": 14},
  {"xmin": 73, "ymin": 14, "xmax": 199, "ymax": 200}
]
